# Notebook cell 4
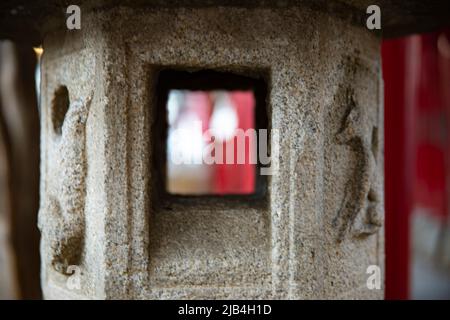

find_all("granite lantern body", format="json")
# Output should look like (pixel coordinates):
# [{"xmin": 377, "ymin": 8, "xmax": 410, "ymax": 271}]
[{"xmin": 36, "ymin": 4, "xmax": 385, "ymax": 299}]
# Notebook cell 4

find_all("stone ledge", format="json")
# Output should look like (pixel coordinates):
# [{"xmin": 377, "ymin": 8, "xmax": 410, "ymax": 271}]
[{"xmin": 1, "ymin": 0, "xmax": 449, "ymax": 45}]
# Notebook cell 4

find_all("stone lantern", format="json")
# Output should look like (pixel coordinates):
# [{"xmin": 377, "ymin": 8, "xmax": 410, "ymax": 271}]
[{"xmin": 1, "ymin": 0, "xmax": 449, "ymax": 299}]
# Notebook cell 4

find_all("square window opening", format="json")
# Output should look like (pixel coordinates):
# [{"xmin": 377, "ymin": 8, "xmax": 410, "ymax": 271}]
[{"xmin": 153, "ymin": 69, "xmax": 269, "ymax": 200}]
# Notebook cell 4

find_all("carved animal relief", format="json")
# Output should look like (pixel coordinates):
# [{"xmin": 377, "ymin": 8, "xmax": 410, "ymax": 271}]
[
  {"xmin": 38, "ymin": 89, "xmax": 92, "ymax": 275},
  {"xmin": 333, "ymin": 89, "xmax": 382, "ymax": 242}
]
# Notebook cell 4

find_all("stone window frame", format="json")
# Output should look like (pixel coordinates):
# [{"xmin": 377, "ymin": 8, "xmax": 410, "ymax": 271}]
[{"xmin": 151, "ymin": 67, "xmax": 270, "ymax": 211}]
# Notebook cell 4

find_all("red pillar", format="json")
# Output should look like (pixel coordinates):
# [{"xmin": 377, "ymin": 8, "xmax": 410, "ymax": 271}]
[{"xmin": 382, "ymin": 38, "xmax": 418, "ymax": 299}]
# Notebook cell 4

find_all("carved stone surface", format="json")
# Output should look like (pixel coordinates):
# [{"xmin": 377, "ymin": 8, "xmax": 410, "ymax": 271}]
[
  {"xmin": 333, "ymin": 58, "xmax": 383, "ymax": 241},
  {"xmin": 38, "ymin": 5, "xmax": 384, "ymax": 299},
  {"xmin": 39, "ymin": 94, "xmax": 91, "ymax": 275}
]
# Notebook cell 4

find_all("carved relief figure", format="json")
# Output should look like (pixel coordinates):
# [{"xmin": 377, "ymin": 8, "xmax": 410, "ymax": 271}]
[
  {"xmin": 333, "ymin": 89, "xmax": 382, "ymax": 241},
  {"xmin": 39, "ymin": 92, "xmax": 92, "ymax": 275}
]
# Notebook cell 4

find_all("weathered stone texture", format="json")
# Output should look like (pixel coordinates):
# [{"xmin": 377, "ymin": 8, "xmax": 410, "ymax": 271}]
[{"xmin": 39, "ymin": 5, "xmax": 384, "ymax": 299}]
